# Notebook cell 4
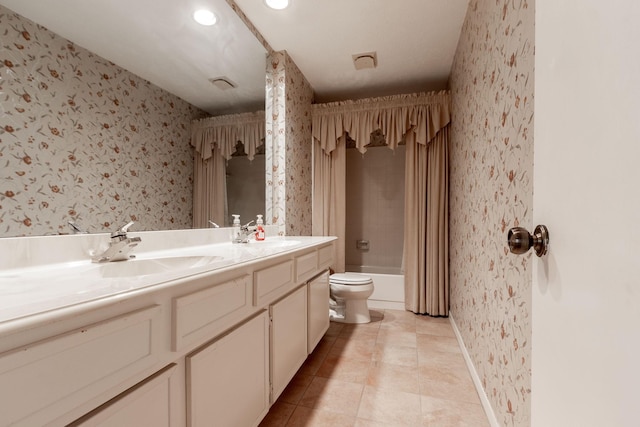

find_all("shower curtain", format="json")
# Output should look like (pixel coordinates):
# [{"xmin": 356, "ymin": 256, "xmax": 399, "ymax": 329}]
[
  {"xmin": 311, "ymin": 92, "xmax": 451, "ymax": 316},
  {"xmin": 191, "ymin": 111, "xmax": 265, "ymax": 228}
]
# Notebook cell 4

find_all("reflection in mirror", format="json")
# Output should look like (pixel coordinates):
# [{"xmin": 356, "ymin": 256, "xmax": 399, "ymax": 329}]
[
  {"xmin": 0, "ymin": 1, "xmax": 267, "ymax": 237},
  {"xmin": 191, "ymin": 111, "xmax": 265, "ymax": 229},
  {"xmin": 226, "ymin": 143, "xmax": 266, "ymax": 227}
]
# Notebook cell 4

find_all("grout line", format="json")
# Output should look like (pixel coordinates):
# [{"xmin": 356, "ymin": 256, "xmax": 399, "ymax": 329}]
[{"xmin": 448, "ymin": 312, "xmax": 500, "ymax": 427}]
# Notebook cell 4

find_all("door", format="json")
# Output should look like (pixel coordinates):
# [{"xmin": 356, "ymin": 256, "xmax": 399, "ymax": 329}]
[{"xmin": 533, "ymin": 1, "xmax": 640, "ymax": 425}]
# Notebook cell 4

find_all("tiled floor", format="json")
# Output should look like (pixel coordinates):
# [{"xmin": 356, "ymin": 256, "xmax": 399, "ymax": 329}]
[{"xmin": 259, "ymin": 309, "xmax": 489, "ymax": 427}]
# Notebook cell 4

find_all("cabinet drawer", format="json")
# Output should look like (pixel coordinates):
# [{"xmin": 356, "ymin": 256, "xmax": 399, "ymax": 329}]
[
  {"xmin": 0, "ymin": 306, "xmax": 161, "ymax": 427},
  {"xmin": 318, "ymin": 244, "xmax": 334, "ymax": 270},
  {"xmin": 253, "ymin": 260, "xmax": 294, "ymax": 306},
  {"xmin": 173, "ymin": 275, "xmax": 252, "ymax": 351},
  {"xmin": 296, "ymin": 250, "xmax": 318, "ymax": 283}
]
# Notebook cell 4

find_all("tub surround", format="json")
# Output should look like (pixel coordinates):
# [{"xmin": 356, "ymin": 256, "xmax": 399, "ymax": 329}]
[{"xmin": 0, "ymin": 229, "xmax": 335, "ymax": 426}]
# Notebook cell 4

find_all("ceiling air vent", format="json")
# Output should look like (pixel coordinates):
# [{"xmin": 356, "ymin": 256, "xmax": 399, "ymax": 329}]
[
  {"xmin": 209, "ymin": 77, "xmax": 237, "ymax": 90},
  {"xmin": 352, "ymin": 52, "xmax": 377, "ymax": 70}
]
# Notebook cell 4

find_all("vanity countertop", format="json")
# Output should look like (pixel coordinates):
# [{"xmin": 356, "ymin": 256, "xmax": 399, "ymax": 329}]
[{"xmin": 0, "ymin": 232, "xmax": 335, "ymax": 331}]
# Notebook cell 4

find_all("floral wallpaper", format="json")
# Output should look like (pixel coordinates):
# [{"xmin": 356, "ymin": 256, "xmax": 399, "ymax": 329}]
[
  {"xmin": 265, "ymin": 51, "xmax": 313, "ymax": 236},
  {"xmin": 449, "ymin": 0, "xmax": 534, "ymax": 426},
  {"xmin": 283, "ymin": 52, "xmax": 313, "ymax": 236},
  {"xmin": 265, "ymin": 51, "xmax": 287, "ymax": 235},
  {"xmin": 0, "ymin": 6, "xmax": 205, "ymax": 237}
]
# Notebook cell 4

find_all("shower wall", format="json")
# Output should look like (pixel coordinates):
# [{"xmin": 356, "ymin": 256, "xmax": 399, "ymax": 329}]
[{"xmin": 345, "ymin": 145, "xmax": 405, "ymax": 273}]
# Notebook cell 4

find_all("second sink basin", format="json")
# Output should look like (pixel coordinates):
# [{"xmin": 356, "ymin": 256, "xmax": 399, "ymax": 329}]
[{"xmin": 96, "ymin": 255, "xmax": 225, "ymax": 278}]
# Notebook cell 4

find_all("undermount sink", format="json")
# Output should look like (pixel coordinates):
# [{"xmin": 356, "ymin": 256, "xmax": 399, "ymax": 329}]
[{"xmin": 95, "ymin": 255, "xmax": 225, "ymax": 278}]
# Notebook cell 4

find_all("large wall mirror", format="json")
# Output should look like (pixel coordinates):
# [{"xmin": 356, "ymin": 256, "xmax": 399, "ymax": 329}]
[{"xmin": 0, "ymin": 0, "xmax": 267, "ymax": 237}]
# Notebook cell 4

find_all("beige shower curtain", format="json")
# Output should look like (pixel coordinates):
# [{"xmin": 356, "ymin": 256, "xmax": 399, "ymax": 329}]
[
  {"xmin": 191, "ymin": 111, "xmax": 265, "ymax": 228},
  {"xmin": 312, "ymin": 92, "xmax": 450, "ymax": 316}
]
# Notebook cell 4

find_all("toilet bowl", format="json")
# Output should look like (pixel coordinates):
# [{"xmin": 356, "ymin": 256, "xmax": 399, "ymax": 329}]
[{"xmin": 329, "ymin": 273, "xmax": 374, "ymax": 324}]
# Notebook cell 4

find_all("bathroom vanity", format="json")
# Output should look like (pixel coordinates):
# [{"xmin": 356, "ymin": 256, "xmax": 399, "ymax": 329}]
[{"xmin": 0, "ymin": 230, "xmax": 335, "ymax": 426}]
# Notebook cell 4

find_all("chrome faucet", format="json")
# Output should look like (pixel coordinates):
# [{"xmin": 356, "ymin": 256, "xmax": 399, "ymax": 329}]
[
  {"xmin": 234, "ymin": 221, "xmax": 256, "ymax": 243},
  {"xmin": 92, "ymin": 221, "xmax": 142, "ymax": 263},
  {"xmin": 68, "ymin": 220, "xmax": 88, "ymax": 234}
]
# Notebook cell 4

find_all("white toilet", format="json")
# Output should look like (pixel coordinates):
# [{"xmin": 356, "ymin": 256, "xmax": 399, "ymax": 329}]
[{"xmin": 329, "ymin": 273, "xmax": 374, "ymax": 324}]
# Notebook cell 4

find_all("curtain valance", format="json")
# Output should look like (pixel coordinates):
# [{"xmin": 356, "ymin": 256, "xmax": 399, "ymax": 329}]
[
  {"xmin": 311, "ymin": 91, "xmax": 450, "ymax": 154},
  {"xmin": 191, "ymin": 110, "xmax": 265, "ymax": 161}
]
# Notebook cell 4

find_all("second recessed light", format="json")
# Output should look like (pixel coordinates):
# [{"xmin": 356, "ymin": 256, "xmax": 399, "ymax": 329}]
[
  {"xmin": 193, "ymin": 9, "xmax": 217, "ymax": 26},
  {"xmin": 265, "ymin": 0, "xmax": 290, "ymax": 10}
]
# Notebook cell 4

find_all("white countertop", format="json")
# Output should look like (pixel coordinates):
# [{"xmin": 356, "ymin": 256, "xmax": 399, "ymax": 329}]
[{"xmin": 0, "ymin": 231, "xmax": 335, "ymax": 327}]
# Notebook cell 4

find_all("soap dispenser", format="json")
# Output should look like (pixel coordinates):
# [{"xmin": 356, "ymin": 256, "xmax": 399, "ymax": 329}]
[
  {"xmin": 231, "ymin": 214, "xmax": 241, "ymax": 243},
  {"xmin": 255, "ymin": 214, "xmax": 265, "ymax": 241}
]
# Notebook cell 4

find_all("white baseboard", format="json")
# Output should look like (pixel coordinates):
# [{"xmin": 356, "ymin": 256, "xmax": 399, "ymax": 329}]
[
  {"xmin": 449, "ymin": 312, "xmax": 500, "ymax": 427},
  {"xmin": 367, "ymin": 299, "xmax": 405, "ymax": 310}
]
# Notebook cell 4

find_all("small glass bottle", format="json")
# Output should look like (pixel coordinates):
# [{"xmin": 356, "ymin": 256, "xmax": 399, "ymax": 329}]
[
  {"xmin": 231, "ymin": 214, "xmax": 241, "ymax": 243},
  {"xmin": 255, "ymin": 214, "xmax": 265, "ymax": 241}
]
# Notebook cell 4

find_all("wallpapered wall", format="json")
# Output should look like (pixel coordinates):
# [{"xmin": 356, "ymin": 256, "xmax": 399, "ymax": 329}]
[
  {"xmin": 449, "ymin": 1, "xmax": 535, "ymax": 426},
  {"xmin": 0, "ymin": 6, "xmax": 205, "ymax": 237},
  {"xmin": 265, "ymin": 51, "xmax": 313, "ymax": 236}
]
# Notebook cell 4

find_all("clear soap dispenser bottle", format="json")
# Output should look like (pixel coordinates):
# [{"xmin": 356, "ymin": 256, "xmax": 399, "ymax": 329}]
[
  {"xmin": 231, "ymin": 214, "xmax": 241, "ymax": 243},
  {"xmin": 255, "ymin": 214, "xmax": 265, "ymax": 241}
]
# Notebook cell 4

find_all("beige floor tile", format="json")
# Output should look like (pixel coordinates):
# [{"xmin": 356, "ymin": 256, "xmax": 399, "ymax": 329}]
[
  {"xmin": 415, "ymin": 318, "xmax": 456, "ymax": 337},
  {"xmin": 316, "ymin": 353, "xmax": 371, "ymax": 383},
  {"xmin": 278, "ymin": 372, "xmax": 314, "ymax": 405},
  {"xmin": 366, "ymin": 361, "xmax": 420, "ymax": 394},
  {"xmin": 372, "ymin": 343, "xmax": 418, "ymax": 367},
  {"xmin": 298, "ymin": 377, "xmax": 364, "ymax": 417},
  {"xmin": 298, "ymin": 349, "xmax": 329, "ymax": 376},
  {"xmin": 355, "ymin": 418, "xmax": 407, "ymax": 427},
  {"xmin": 369, "ymin": 310, "xmax": 385, "ymax": 321},
  {"xmin": 329, "ymin": 336, "xmax": 377, "ymax": 361},
  {"xmin": 286, "ymin": 406, "xmax": 356, "ymax": 427},
  {"xmin": 357, "ymin": 385, "xmax": 422, "ymax": 426},
  {"xmin": 418, "ymin": 347, "xmax": 468, "ymax": 369},
  {"xmin": 259, "ymin": 401, "xmax": 296, "ymax": 427},
  {"xmin": 418, "ymin": 364, "xmax": 482, "ymax": 405},
  {"xmin": 326, "ymin": 321, "xmax": 346, "ymax": 337},
  {"xmin": 376, "ymin": 329, "xmax": 418, "ymax": 348},
  {"xmin": 417, "ymin": 333, "xmax": 462, "ymax": 354},
  {"xmin": 338, "ymin": 323, "xmax": 381, "ymax": 341},
  {"xmin": 421, "ymin": 395, "xmax": 489, "ymax": 427}
]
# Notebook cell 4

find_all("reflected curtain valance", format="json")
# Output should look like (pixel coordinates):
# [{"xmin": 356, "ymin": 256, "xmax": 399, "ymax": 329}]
[
  {"xmin": 191, "ymin": 110, "xmax": 265, "ymax": 161},
  {"xmin": 311, "ymin": 91, "xmax": 450, "ymax": 154}
]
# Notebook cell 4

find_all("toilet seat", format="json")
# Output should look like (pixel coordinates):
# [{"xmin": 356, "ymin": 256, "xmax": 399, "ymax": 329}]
[{"xmin": 329, "ymin": 273, "xmax": 373, "ymax": 286}]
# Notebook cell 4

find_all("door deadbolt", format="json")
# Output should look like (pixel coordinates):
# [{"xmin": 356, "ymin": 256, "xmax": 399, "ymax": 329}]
[{"xmin": 507, "ymin": 225, "xmax": 549, "ymax": 257}]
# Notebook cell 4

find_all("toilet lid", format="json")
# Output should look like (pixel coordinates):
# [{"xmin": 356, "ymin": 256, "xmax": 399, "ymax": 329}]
[{"xmin": 330, "ymin": 273, "xmax": 373, "ymax": 285}]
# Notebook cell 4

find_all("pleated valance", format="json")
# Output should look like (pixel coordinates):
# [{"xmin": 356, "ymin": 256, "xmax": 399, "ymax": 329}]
[
  {"xmin": 312, "ymin": 91, "xmax": 450, "ymax": 154},
  {"xmin": 191, "ymin": 110, "xmax": 265, "ymax": 161}
]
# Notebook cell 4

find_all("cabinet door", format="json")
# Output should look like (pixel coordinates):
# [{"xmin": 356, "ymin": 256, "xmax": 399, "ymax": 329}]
[
  {"xmin": 270, "ymin": 285, "xmax": 308, "ymax": 402},
  {"xmin": 307, "ymin": 270, "xmax": 330, "ymax": 354},
  {"xmin": 70, "ymin": 364, "xmax": 176, "ymax": 427},
  {"xmin": 186, "ymin": 311, "xmax": 270, "ymax": 427}
]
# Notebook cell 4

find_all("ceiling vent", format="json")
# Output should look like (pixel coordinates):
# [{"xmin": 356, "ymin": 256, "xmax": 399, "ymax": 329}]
[
  {"xmin": 352, "ymin": 52, "xmax": 377, "ymax": 70},
  {"xmin": 209, "ymin": 77, "xmax": 237, "ymax": 90}
]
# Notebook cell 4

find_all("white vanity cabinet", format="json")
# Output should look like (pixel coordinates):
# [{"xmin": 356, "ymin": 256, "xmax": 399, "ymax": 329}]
[
  {"xmin": 69, "ymin": 364, "xmax": 177, "ymax": 427},
  {"xmin": 186, "ymin": 311, "xmax": 270, "ymax": 427},
  {"xmin": 0, "ymin": 236, "xmax": 335, "ymax": 427},
  {"xmin": 307, "ymin": 270, "xmax": 330, "ymax": 354},
  {"xmin": 270, "ymin": 285, "xmax": 308, "ymax": 402}
]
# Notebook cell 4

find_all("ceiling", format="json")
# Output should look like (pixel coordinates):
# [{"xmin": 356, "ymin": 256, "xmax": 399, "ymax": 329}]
[
  {"xmin": 236, "ymin": 0, "xmax": 470, "ymax": 102},
  {"xmin": 0, "ymin": 0, "xmax": 469, "ymax": 114}
]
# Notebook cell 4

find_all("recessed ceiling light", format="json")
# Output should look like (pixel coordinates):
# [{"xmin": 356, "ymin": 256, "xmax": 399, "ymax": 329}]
[
  {"xmin": 264, "ymin": 0, "xmax": 290, "ymax": 10},
  {"xmin": 193, "ymin": 9, "xmax": 217, "ymax": 26}
]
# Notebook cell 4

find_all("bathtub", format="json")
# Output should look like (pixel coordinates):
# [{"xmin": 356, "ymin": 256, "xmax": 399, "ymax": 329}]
[{"xmin": 345, "ymin": 265, "xmax": 405, "ymax": 310}]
